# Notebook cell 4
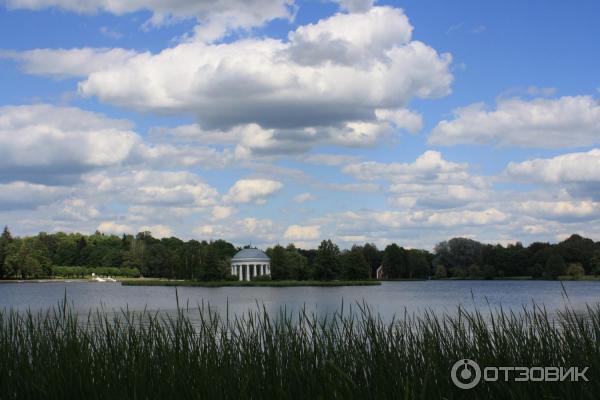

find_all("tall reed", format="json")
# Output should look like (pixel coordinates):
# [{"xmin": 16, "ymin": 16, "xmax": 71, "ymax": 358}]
[{"xmin": 0, "ymin": 299, "xmax": 598, "ymax": 399}]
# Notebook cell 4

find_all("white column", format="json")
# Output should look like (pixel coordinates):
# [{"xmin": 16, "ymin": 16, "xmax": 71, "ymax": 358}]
[
  {"xmin": 245, "ymin": 265, "xmax": 249, "ymax": 281},
  {"xmin": 238, "ymin": 264, "xmax": 242, "ymax": 281}
]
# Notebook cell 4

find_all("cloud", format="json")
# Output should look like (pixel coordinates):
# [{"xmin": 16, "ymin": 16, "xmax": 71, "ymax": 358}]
[
  {"xmin": 99, "ymin": 26, "xmax": 123, "ymax": 40},
  {"xmin": 343, "ymin": 151, "xmax": 489, "ymax": 209},
  {"xmin": 303, "ymin": 154, "xmax": 360, "ymax": 166},
  {"xmin": 194, "ymin": 218, "xmax": 278, "ymax": 244},
  {"xmin": 287, "ymin": 6, "xmax": 412, "ymax": 66},
  {"xmin": 0, "ymin": 181, "xmax": 71, "ymax": 210},
  {"xmin": 293, "ymin": 192, "xmax": 316, "ymax": 203},
  {"xmin": 138, "ymin": 224, "xmax": 174, "ymax": 238},
  {"xmin": 150, "ymin": 109, "xmax": 420, "ymax": 158},
  {"xmin": 97, "ymin": 221, "xmax": 133, "ymax": 235},
  {"xmin": 59, "ymin": 198, "xmax": 100, "ymax": 221},
  {"xmin": 5, "ymin": 0, "xmax": 294, "ymax": 41},
  {"xmin": 85, "ymin": 169, "xmax": 219, "ymax": 208},
  {"xmin": 518, "ymin": 200, "xmax": 600, "ymax": 222},
  {"xmin": 351, "ymin": 208, "xmax": 507, "ymax": 229},
  {"xmin": 388, "ymin": 183, "xmax": 489, "ymax": 209},
  {"xmin": 343, "ymin": 150, "xmax": 481, "ymax": 184},
  {"xmin": 0, "ymin": 104, "xmax": 234, "ymax": 185},
  {"xmin": 211, "ymin": 206, "xmax": 237, "ymax": 220},
  {"xmin": 13, "ymin": 7, "xmax": 451, "ymax": 139},
  {"xmin": 149, "ymin": 124, "xmax": 240, "ymax": 145},
  {"xmin": 2, "ymin": 48, "xmax": 137, "ymax": 79},
  {"xmin": 429, "ymin": 96, "xmax": 600, "ymax": 148},
  {"xmin": 133, "ymin": 142, "xmax": 234, "ymax": 168},
  {"xmin": 323, "ymin": 207, "xmax": 511, "ymax": 249},
  {"xmin": 326, "ymin": 183, "xmax": 380, "ymax": 192},
  {"xmin": 223, "ymin": 179, "xmax": 283, "ymax": 204},
  {"xmin": 334, "ymin": 0, "xmax": 375, "ymax": 12},
  {"xmin": 505, "ymin": 149, "xmax": 600, "ymax": 200},
  {"xmin": 374, "ymin": 108, "xmax": 422, "ymax": 133},
  {"xmin": 0, "ymin": 104, "xmax": 139, "ymax": 184},
  {"xmin": 284, "ymin": 224, "xmax": 321, "ymax": 240},
  {"xmin": 506, "ymin": 149, "xmax": 600, "ymax": 184},
  {"xmin": 446, "ymin": 22, "xmax": 464, "ymax": 35}
]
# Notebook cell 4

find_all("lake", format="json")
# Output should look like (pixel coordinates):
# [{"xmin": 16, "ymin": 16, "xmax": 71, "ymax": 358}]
[{"xmin": 1, "ymin": 280, "xmax": 600, "ymax": 323}]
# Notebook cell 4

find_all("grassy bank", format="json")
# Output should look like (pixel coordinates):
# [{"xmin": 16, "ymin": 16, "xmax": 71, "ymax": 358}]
[
  {"xmin": 121, "ymin": 279, "xmax": 381, "ymax": 287},
  {"xmin": 0, "ymin": 302, "xmax": 598, "ymax": 399}
]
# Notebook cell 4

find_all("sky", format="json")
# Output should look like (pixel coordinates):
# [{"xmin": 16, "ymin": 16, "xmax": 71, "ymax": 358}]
[{"xmin": 0, "ymin": 0, "xmax": 599, "ymax": 250}]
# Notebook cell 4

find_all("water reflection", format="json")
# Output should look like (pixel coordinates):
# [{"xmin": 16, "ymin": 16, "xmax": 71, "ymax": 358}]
[{"xmin": 1, "ymin": 280, "xmax": 599, "ymax": 325}]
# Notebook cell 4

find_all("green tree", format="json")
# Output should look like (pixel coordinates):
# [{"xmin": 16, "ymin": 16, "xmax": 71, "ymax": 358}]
[
  {"xmin": 590, "ymin": 251, "xmax": 600, "ymax": 276},
  {"xmin": 5, "ymin": 239, "xmax": 44, "ymax": 278},
  {"xmin": 342, "ymin": 245, "xmax": 370, "ymax": 280},
  {"xmin": 382, "ymin": 243, "xmax": 406, "ymax": 279},
  {"xmin": 482, "ymin": 264, "xmax": 496, "ymax": 280},
  {"xmin": 313, "ymin": 239, "xmax": 341, "ymax": 280},
  {"xmin": 286, "ymin": 244, "xmax": 308, "ymax": 280},
  {"xmin": 530, "ymin": 263, "xmax": 544, "ymax": 278},
  {"xmin": 0, "ymin": 226, "xmax": 13, "ymax": 278},
  {"xmin": 545, "ymin": 254, "xmax": 566, "ymax": 280},
  {"xmin": 557, "ymin": 234, "xmax": 596, "ymax": 272},
  {"xmin": 406, "ymin": 250, "xmax": 430, "ymax": 279},
  {"xmin": 362, "ymin": 243, "xmax": 381, "ymax": 279},
  {"xmin": 268, "ymin": 245, "xmax": 289, "ymax": 280},
  {"xmin": 202, "ymin": 246, "xmax": 223, "ymax": 281}
]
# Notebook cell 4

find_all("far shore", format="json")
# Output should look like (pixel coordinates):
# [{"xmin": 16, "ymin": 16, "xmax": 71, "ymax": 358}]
[{"xmin": 1, "ymin": 275, "xmax": 599, "ymax": 285}]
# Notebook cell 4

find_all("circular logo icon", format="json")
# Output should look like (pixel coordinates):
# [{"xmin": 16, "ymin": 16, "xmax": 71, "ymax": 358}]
[{"xmin": 451, "ymin": 359, "xmax": 481, "ymax": 389}]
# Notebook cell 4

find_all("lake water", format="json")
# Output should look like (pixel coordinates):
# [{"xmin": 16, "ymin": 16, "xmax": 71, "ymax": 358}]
[{"xmin": 1, "ymin": 280, "xmax": 599, "ymax": 323}]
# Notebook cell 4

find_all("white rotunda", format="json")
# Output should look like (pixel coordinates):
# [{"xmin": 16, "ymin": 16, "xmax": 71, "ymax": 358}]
[{"xmin": 231, "ymin": 248, "xmax": 271, "ymax": 281}]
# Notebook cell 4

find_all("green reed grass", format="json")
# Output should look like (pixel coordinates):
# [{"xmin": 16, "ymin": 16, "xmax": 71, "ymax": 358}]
[{"xmin": 0, "ymin": 298, "xmax": 598, "ymax": 399}]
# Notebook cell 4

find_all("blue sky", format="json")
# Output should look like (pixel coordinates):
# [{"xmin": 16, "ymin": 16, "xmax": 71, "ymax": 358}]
[{"xmin": 1, "ymin": 0, "xmax": 599, "ymax": 249}]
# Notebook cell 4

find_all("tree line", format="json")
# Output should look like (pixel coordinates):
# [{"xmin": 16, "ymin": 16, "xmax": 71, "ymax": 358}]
[{"xmin": 0, "ymin": 226, "xmax": 599, "ymax": 281}]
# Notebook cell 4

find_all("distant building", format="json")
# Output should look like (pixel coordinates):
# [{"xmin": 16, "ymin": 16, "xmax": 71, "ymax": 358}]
[
  {"xmin": 231, "ymin": 248, "xmax": 271, "ymax": 281},
  {"xmin": 376, "ymin": 265, "xmax": 385, "ymax": 280}
]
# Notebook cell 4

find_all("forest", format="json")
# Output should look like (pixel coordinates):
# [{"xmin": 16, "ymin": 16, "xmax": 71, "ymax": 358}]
[{"xmin": 0, "ymin": 226, "xmax": 599, "ymax": 281}]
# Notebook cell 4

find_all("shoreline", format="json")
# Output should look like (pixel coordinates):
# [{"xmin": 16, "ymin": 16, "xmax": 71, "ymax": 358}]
[
  {"xmin": 120, "ymin": 279, "xmax": 382, "ymax": 287},
  {"xmin": 1, "ymin": 275, "xmax": 599, "ymax": 285}
]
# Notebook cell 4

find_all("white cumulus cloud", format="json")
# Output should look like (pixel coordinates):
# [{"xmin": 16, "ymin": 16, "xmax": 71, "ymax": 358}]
[
  {"xmin": 429, "ymin": 96, "xmax": 600, "ymax": 148},
  {"xmin": 0, "ymin": 104, "xmax": 139, "ymax": 184},
  {"xmin": 223, "ymin": 179, "xmax": 283, "ymax": 204},
  {"xmin": 5, "ymin": 0, "xmax": 294, "ymax": 41},
  {"xmin": 284, "ymin": 224, "xmax": 321, "ymax": 240},
  {"xmin": 11, "ymin": 7, "xmax": 451, "ymax": 147}
]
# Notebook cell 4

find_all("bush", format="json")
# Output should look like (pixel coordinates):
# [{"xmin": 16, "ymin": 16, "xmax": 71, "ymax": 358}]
[
  {"xmin": 566, "ymin": 263, "xmax": 585, "ymax": 278},
  {"xmin": 251, "ymin": 275, "xmax": 272, "ymax": 282},
  {"xmin": 433, "ymin": 265, "xmax": 447, "ymax": 279}
]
